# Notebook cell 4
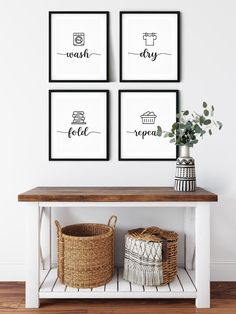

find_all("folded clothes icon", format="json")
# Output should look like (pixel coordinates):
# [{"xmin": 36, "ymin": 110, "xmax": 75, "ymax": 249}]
[{"xmin": 71, "ymin": 111, "xmax": 86, "ymax": 125}]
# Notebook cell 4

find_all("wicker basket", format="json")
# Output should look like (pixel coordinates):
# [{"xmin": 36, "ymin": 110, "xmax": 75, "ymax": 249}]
[
  {"xmin": 124, "ymin": 226, "xmax": 178, "ymax": 286},
  {"xmin": 55, "ymin": 215, "xmax": 117, "ymax": 289}
]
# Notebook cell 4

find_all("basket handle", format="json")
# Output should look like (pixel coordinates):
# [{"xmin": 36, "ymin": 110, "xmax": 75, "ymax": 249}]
[
  {"xmin": 55, "ymin": 220, "xmax": 63, "ymax": 239},
  {"xmin": 55, "ymin": 220, "xmax": 64, "ymax": 282},
  {"xmin": 141, "ymin": 226, "xmax": 161, "ymax": 235},
  {"xmin": 108, "ymin": 215, "xmax": 117, "ymax": 230},
  {"xmin": 141, "ymin": 227, "xmax": 153, "ymax": 235},
  {"xmin": 141, "ymin": 228, "xmax": 148, "ymax": 235}
]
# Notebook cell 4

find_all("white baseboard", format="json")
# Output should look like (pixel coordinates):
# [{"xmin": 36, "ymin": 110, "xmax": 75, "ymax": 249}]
[
  {"xmin": 0, "ymin": 261, "xmax": 25, "ymax": 281},
  {"xmin": 0, "ymin": 260, "xmax": 236, "ymax": 281},
  {"xmin": 211, "ymin": 261, "xmax": 236, "ymax": 281}
]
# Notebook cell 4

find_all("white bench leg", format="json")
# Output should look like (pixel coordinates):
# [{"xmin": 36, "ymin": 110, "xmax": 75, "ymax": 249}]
[
  {"xmin": 195, "ymin": 203, "xmax": 210, "ymax": 308},
  {"xmin": 25, "ymin": 202, "xmax": 40, "ymax": 308}
]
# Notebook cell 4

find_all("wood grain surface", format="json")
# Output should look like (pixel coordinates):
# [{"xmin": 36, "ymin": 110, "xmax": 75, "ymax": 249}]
[
  {"xmin": 0, "ymin": 282, "xmax": 235, "ymax": 313},
  {"xmin": 18, "ymin": 187, "xmax": 218, "ymax": 202}
]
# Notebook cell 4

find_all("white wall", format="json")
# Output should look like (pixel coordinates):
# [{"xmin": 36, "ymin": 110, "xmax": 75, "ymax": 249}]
[{"xmin": 0, "ymin": 0, "xmax": 235, "ymax": 281}]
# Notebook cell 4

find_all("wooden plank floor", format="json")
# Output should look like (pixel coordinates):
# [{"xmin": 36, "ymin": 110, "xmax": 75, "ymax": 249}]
[{"xmin": 1, "ymin": 282, "xmax": 236, "ymax": 313}]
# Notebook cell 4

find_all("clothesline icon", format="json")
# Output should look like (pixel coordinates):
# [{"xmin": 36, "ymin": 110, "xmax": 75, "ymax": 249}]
[{"xmin": 143, "ymin": 32, "xmax": 157, "ymax": 46}]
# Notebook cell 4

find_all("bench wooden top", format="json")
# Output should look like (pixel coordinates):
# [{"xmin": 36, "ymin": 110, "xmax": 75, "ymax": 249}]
[{"xmin": 18, "ymin": 187, "xmax": 218, "ymax": 202}]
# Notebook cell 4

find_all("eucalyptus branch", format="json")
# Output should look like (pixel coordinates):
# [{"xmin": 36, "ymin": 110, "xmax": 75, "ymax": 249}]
[{"xmin": 156, "ymin": 102, "xmax": 223, "ymax": 147}]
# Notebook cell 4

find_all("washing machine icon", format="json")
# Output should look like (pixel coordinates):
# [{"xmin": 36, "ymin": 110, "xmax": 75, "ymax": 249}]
[{"xmin": 73, "ymin": 33, "xmax": 85, "ymax": 46}]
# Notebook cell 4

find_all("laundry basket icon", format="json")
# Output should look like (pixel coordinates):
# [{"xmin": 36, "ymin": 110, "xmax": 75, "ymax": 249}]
[{"xmin": 140, "ymin": 111, "xmax": 157, "ymax": 124}]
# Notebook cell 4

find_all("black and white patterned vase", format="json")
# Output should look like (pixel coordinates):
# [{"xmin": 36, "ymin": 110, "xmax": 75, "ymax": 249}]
[{"xmin": 175, "ymin": 146, "xmax": 196, "ymax": 192}]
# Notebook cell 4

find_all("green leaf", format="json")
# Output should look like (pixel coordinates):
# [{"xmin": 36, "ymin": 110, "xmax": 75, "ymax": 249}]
[
  {"xmin": 179, "ymin": 123, "xmax": 185, "ymax": 129},
  {"xmin": 176, "ymin": 113, "xmax": 181, "ymax": 118},
  {"xmin": 186, "ymin": 121, "xmax": 193, "ymax": 130},
  {"xmin": 164, "ymin": 132, "xmax": 170, "ymax": 138},
  {"xmin": 199, "ymin": 116, "xmax": 205, "ymax": 125},
  {"xmin": 217, "ymin": 121, "xmax": 223, "ymax": 130},
  {"xmin": 171, "ymin": 122, "xmax": 177, "ymax": 131},
  {"xmin": 203, "ymin": 102, "xmax": 207, "ymax": 108},
  {"xmin": 209, "ymin": 129, "xmax": 212, "ymax": 135},
  {"xmin": 195, "ymin": 124, "xmax": 202, "ymax": 133},
  {"xmin": 181, "ymin": 138, "xmax": 187, "ymax": 144},
  {"xmin": 183, "ymin": 110, "xmax": 189, "ymax": 115},
  {"xmin": 168, "ymin": 133, "xmax": 174, "ymax": 137},
  {"xmin": 204, "ymin": 119, "xmax": 211, "ymax": 125},
  {"xmin": 204, "ymin": 109, "xmax": 209, "ymax": 116},
  {"xmin": 169, "ymin": 138, "xmax": 175, "ymax": 143},
  {"xmin": 156, "ymin": 126, "xmax": 162, "ymax": 136},
  {"xmin": 210, "ymin": 105, "xmax": 215, "ymax": 117}
]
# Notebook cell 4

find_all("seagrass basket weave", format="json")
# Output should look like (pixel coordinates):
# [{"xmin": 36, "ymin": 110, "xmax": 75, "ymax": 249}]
[
  {"xmin": 55, "ymin": 215, "xmax": 117, "ymax": 289},
  {"xmin": 124, "ymin": 226, "xmax": 178, "ymax": 286}
]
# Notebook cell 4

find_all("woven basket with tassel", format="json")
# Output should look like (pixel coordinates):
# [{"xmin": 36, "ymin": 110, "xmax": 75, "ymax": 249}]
[{"xmin": 123, "ymin": 226, "xmax": 178, "ymax": 286}]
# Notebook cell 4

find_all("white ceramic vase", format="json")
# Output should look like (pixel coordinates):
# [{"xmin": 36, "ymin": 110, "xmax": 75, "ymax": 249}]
[{"xmin": 174, "ymin": 146, "xmax": 196, "ymax": 192}]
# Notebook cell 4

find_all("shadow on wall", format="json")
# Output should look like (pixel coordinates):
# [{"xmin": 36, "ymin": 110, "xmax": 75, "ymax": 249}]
[
  {"xmin": 211, "ymin": 195, "xmax": 236, "ymax": 260},
  {"xmin": 109, "ymin": 23, "xmax": 116, "ymax": 82}
]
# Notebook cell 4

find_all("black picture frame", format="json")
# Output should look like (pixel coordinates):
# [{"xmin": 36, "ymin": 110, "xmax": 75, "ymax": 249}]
[
  {"xmin": 49, "ymin": 90, "xmax": 109, "ymax": 161},
  {"xmin": 118, "ymin": 90, "xmax": 179, "ymax": 161},
  {"xmin": 49, "ymin": 11, "xmax": 109, "ymax": 82},
  {"xmin": 120, "ymin": 11, "xmax": 180, "ymax": 82}
]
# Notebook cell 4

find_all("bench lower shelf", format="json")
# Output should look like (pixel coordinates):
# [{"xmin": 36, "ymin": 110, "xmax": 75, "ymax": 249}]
[{"xmin": 39, "ymin": 267, "xmax": 196, "ymax": 299}]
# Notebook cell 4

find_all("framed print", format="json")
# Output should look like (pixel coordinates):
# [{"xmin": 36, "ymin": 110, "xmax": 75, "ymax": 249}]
[
  {"xmin": 119, "ymin": 90, "xmax": 178, "ymax": 160},
  {"xmin": 49, "ymin": 12, "xmax": 109, "ymax": 82},
  {"xmin": 120, "ymin": 12, "xmax": 180, "ymax": 82},
  {"xmin": 49, "ymin": 90, "xmax": 109, "ymax": 160}
]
